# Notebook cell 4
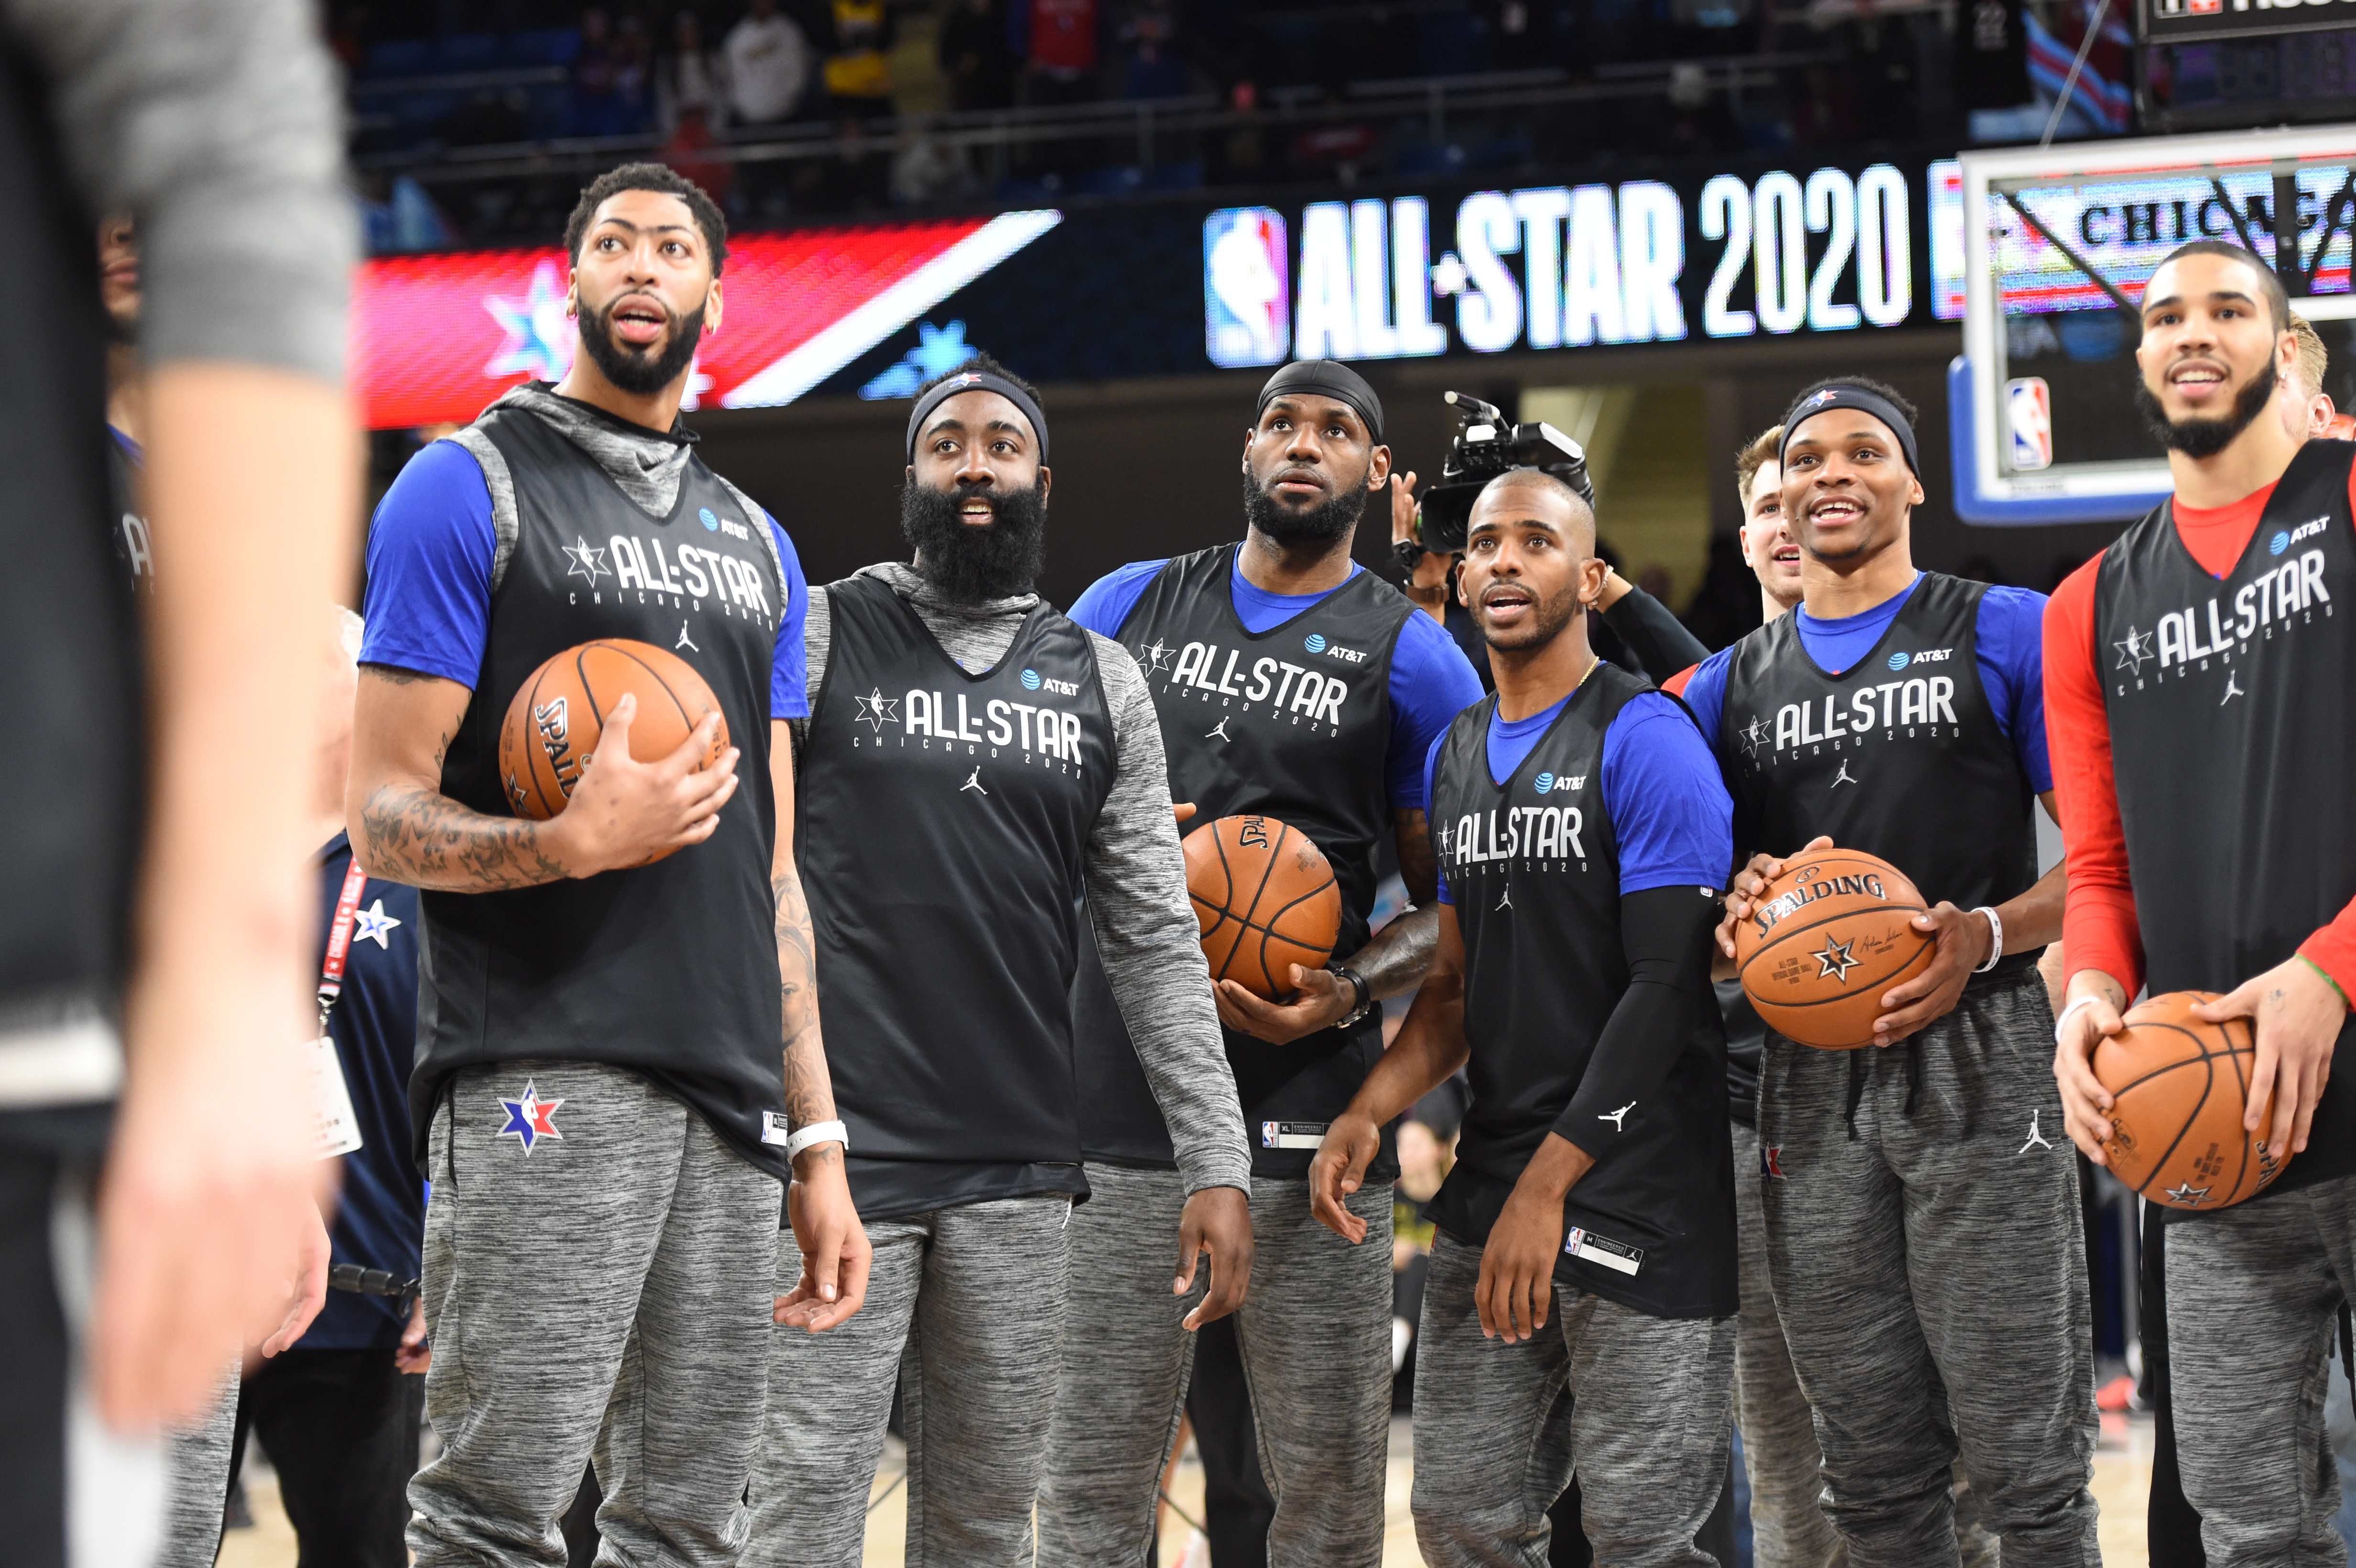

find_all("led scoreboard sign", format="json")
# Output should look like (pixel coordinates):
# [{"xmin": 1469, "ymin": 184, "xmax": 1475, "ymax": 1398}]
[{"xmin": 1204, "ymin": 162, "xmax": 1949, "ymax": 370}]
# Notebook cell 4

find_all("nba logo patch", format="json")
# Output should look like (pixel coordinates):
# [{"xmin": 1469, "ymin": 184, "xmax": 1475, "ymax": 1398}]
[
  {"xmin": 496, "ymin": 1081, "xmax": 564, "ymax": 1154},
  {"xmin": 1761, "ymin": 1145, "xmax": 1786, "ymax": 1180},
  {"xmin": 1204, "ymin": 208, "xmax": 1290, "ymax": 368},
  {"xmin": 2006, "ymin": 377, "xmax": 2053, "ymax": 472}
]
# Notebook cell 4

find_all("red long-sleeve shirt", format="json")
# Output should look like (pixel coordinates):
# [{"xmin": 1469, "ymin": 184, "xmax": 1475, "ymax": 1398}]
[{"xmin": 2043, "ymin": 468, "xmax": 2356, "ymax": 997}]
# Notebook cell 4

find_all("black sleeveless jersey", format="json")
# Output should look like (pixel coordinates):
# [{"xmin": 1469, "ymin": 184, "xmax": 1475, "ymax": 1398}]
[
  {"xmin": 411, "ymin": 404, "xmax": 792, "ymax": 1178},
  {"xmin": 1716, "ymin": 573, "xmax": 2039, "ymax": 978},
  {"xmin": 799, "ymin": 575, "xmax": 1116, "ymax": 1220},
  {"xmin": 1424, "ymin": 667, "xmax": 1735, "ymax": 1318},
  {"xmin": 2094, "ymin": 439, "xmax": 2356, "ymax": 1196},
  {"xmin": 1071, "ymin": 546, "xmax": 1417, "ymax": 1180}
]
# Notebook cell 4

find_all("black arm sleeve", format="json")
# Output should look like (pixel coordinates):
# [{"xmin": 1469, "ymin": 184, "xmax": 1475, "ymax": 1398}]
[
  {"xmin": 1600, "ymin": 587, "xmax": 1710, "ymax": 681},
  {"xmin": 1554, "ymin": 883, "xmax": 1724, "ymax": 1157}
]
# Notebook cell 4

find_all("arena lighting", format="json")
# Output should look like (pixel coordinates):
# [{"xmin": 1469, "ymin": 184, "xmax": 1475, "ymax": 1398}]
[{"xmin": 349, "ymin": 209, "xmax": 1061, "ymax": 429}]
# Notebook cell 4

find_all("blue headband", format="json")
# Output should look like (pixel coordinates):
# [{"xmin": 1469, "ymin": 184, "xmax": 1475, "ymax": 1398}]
[
  {"xmin": 1779, "ymin": 384, "xmax": 1919, "ymax": 476},
  {"xmin": 906, "ymin": 370, "xmax": 1049, "ymax": 466}
]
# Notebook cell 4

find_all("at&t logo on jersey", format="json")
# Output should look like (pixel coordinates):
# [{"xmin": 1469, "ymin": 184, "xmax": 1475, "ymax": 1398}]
[
  {"xmin": 1532, "ymin": 772, "xmax": 1586, "ymax": 794},
  {"xmin": 1304, "ymin": 631, "xmax": 1369, "ymax": 664},
  {"xmin": 1022, "ymin": 668, "xmax": 1081, "ymax": 697},
  {"xmin": 1164, "ymin": 640, "xmax": 1351, "ymax": 733}
]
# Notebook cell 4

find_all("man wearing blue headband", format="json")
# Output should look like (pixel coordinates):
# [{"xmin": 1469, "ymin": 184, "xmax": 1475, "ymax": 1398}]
[
  {"xmin": 1041, "ymin": 360, "xmax": 1483, "ymax": 1568},
  {"xmin": 1676, "ymin": 377, "xmax": 2097, "ymax": 1566},
  {"xmin": 746, "ymin": 354, "xmax": 1250, "ymax": 1568}
]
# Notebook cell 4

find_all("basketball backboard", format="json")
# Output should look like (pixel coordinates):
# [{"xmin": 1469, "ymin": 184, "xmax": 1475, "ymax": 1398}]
[{"xmin": 1950, "ymin": 126, "xmax": 2356, "ymax": 525}]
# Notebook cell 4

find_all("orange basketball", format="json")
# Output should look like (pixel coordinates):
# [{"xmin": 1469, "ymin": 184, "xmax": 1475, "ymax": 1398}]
[
  {"xmin": 497, "ymin": 640, "xmax": 727, "ymax": 860},
  {"xmin": 1734, "ymin": 848, "xmax": 1934, "ymax": 1049},
  {"xmin": 2094, "ymin": 991, "xmax": 2285, "ymax": 1211},
  {"xmin": 1183, "ymin": 815, "xmax": 1343, "ymax": 999}
]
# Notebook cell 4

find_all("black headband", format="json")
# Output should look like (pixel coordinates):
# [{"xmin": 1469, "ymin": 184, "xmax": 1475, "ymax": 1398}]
[
  {"xmin": 1778, "ymin": 384, "xmax": 1919, "ymax": 477},
  {"xmin": 1257, "ymin": 359, "xmax": 1384, "ymax": 443},
  {"xmin": 906, "ymin": 370, "xmax": 1049, "ymax": 466}
]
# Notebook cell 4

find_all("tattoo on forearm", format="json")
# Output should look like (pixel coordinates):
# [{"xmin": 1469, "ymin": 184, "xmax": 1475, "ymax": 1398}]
[
  {"xmin": 775, "ymin": 867, "xmax": 836, "ymax": 1131},
  {"xmin": 357, "ymin": 781, "xmax": 571, "ymax": 891},
  {"xmin": 1393, "ymin": 809, "xmax": 1440, "ymax": 906},
  {"xmin": 1349, "ymin": 906, "xmax": 1443, "ymax": 1000}
]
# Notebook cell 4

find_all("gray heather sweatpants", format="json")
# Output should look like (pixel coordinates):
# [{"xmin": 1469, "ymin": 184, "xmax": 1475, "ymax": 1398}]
[
  {"xmin": 2169, "ymin": 1171, "xmax": 2356, "ymax": 1565},
  {"xmin": 1039, "ymin": 1166, "xmax": 1395, "ymax": 1568},
  {"xmin": 406, "ymin": 1061, "xmax": 781, "ymax": 1568},
  {"xmin": 745, "ymin": 1195, "xmax": 1075, "ymax": 1568},
  {"xmin": 155, "ymin": 1367, "xmax": 240, "ymax": 1568},
  {"xmin": 1410, "ymin": 1229, "xmax": 1734, "ymax": 1568},
  {"xmin": 1729, "ymin": 1119, "xmax": 1843, "ymax": 1568},
  {"xmin": 1757, "ymin": 970, "xmax": 2098, "ymax": 1568}
]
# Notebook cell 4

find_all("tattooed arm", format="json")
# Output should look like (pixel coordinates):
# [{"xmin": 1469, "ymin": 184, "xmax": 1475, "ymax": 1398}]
[
  {"xmin": 346, "ymin": 663, "xmax": 740, "ymax": 889},
  {"xmin": 769, "ymin": 719, "xmax": 871, "ymax": 1332}
]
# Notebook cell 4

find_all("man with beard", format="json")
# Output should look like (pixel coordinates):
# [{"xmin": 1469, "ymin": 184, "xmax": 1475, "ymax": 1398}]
[
  {"xmin": 745, "ymin": 356, "xmax": 1252, "ymax": 1568},
  {"xmin": 1678, "ymin": 378, "xmax": 2098, "ymax": 1567},
  {"xmin": 1312, "ymin": 469, "xmax": 1736, "ymax": 1567},
  {"xmin": 348, "ymin": 163, "xmax": 867, "ymax": 1567},
  {"xmin": 1040, "ymin": 359, "xmax": 1483, "ymax": 1568},
  {"xmin": 2048, "ymin": 240, "xmax": 2356, "ymax": 1565}
]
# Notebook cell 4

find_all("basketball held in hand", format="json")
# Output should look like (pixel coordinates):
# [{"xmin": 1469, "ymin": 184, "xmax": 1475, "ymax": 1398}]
[
  {"xmin": 1734, "ymin": 848, "xmax": 1934, "ymax": 1049},
  {"xmin": 1184, "ymin": 815, "xmax": 1343, "ymax": 1000},
  {"xmin": 498, "ymin": 640, "xmax": 728, "ymax": 859},
  {"xmin": 2094, "ymin": 991, "xmax": 2284, "ymax": 1211}
]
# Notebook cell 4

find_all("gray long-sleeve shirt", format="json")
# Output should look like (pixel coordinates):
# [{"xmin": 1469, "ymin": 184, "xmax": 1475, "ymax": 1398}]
[
  {"xmin": 14, "ymin": 0, "xmax": 352, "ymax": 383},
  {"xmin": 802, "ymin": 561, "xmax": 1251, "ymax": 1198}
]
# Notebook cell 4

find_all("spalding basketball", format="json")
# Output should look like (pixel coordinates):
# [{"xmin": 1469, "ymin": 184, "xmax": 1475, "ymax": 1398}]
[
  {"xmin": 498, "ymin": 640, "xmax": 727, "ymax": 857},
  {"xmin": 1183, "ymin": 815, "xmax": 1343, "ymax": 1000},
  {"xmin": 1734, "ymin": 848, "xmax": 1934, "ymax": 1049},
  {"xmin": 2094, "ymin": 991, "xmax": 2284, "ymax": 1211}
]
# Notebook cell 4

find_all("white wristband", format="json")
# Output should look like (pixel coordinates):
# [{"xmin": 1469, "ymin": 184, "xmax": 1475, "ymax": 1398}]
[
  {"xmin": 784, "ymin": 1120, "xmax": 848, "ymax": 1163},
  {"xmin": 2052, "ymin": 994, "xmax": 2104, "ymax": 1045},
  {"xmin": 1972, "ymin": 906, "xmax": 2004, "ymax": 973}
]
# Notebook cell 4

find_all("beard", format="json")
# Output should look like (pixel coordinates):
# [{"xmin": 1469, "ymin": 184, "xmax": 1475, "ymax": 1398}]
[
  {"xmin": 577, "ymin": 290, "xmax": 707, "ymax": 395},
  {"xmin": 901, "ymin": 477, "xmax": 1049, "ymax": 602},
  {"xmin": 1241, "ymin": 469, "xmax": 1369, "ymax": 546},
  {"xmin": 1476, "ymin": 579, "xmax": 1582, "ymax": 653},
  {"xmin": 2136, "ymin": 357, "xmax": 2279, "ymax": 458}
]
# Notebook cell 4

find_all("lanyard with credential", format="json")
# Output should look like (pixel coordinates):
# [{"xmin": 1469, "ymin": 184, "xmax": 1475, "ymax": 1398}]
[{"xmin": 317, "ymin": 858, "xmax": 371, "ymax": 1032}]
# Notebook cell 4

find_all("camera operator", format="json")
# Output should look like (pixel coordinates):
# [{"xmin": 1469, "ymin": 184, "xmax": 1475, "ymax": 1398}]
[{"xmin": 1388, "ymin": 396, "xmax": 1707, "ymax": 689}]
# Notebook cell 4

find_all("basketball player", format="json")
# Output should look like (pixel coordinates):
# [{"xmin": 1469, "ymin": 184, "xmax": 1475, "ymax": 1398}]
[
  {"xmin": 2047, "ymin": 240, "xmax": 2356, "ymax": 1564},
  {"xmin": 1041, "ymin": 359, "xmax": 1484, "ymax": 1568},
  {"xmin": 746, "ymin": 356, "xmax": 1252, "ymax": 1568},
  {"xmin": 348, "ymin": 163, "xmax": 865, "ymax": 1565},
  {"xmin": 1312, "ymin": 468, "xmax": 1735, "ymax": 1565},
  {"xmin": 1682, "ymin": 378, "xmax": 2099, "ymax": 1566}
]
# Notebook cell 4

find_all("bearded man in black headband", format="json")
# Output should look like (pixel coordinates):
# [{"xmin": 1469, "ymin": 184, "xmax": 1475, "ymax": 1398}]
[
  {"xmin": 744, "ymin": 356, "xmax": 1252, "ymax": 1568},
  {"xmin": 1040, "ymin": 359, "xmax": 1483, "ymax": 1568}
]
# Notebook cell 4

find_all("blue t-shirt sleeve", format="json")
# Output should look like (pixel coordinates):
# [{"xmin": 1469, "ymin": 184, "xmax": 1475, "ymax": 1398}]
[
  {"xmin": 1386, "ymin": 611, "xmax": 1487, "ymax": 812},
  {"xmin": 357, "ymin": 440, "xmax": 497, "ymax": 687},
  {"xmin": 1599, "ymin": 695, "xmax": 1735, "ymax": 893},
  {"xmin": 1676, "ymin": 646, "xmax": 1736, "ymax": 753},
  {"xmin": 1974, "ymin": 586, "xmax": 2052, "ymax": 795},
  {"xmin": 1424, "ymin": 731, "xmax": 1452, "ymax": 905},
  {"xmin": 766, "ymin": 511, "xmax": 810, "ymax": 720},
  {"xmin": 1066, "ymin": 559, "xmax": 1168, "ymax": 638}
]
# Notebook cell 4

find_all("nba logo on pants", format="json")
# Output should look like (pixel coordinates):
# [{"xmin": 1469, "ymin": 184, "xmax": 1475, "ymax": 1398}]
[{"xmin": 2007, "ymin": 377, "xmax": 2053, "ymax": 471}]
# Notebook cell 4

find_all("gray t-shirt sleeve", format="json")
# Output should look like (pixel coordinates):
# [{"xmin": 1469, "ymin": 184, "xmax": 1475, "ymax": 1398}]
[
  {"xmin": 1082, "ymin": 632, "xmax": 1252, "ymax": 1197},
  {"xmin": 10, "ymin": 0, "xmax": 352, "ymax": 384}
]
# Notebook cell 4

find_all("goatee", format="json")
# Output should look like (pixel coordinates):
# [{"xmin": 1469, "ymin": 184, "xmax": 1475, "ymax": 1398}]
[
  {"xmin": 1241, "ymin": 470, "xmax": 1368, "ymax": 546},
  {"xmin": 902, "ymin": 479, "xmax": 1049, "ymax": 602},
  {"xmin": 578, "ymin": 292, "xmax": 707, "ymax": 396},
  {"xmin": 2136, "ymin": 358, "xmax": 2279, "ymax": 459}
]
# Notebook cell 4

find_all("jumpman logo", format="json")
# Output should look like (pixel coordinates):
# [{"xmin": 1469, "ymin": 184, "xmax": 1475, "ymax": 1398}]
[
  {"xmin": 959, "ymin": 768, "xmax": 987, "ymax": 796},
  {"xmin": 1598, "ymin": 1101, "xmax": 1635, "ymax": 1132},
  {"xmin": 2018, "ymin": 1110, "xmax": 2053, "ymax": 1154},
  {"xmin": 675, "ymin": 621, "xmax": 699, "ymax": 652},
  {"xmin": 1830, "ymin": 760, "xmax": 1858, "ymax": 788},
  {"xmin": 2221, "ymin": 671, "xmax": 2245, "ymax": 705},
  {"xmin": 1206, "ymin": 718, "xmax": 1233, "ymax": 742},
  {"xmin": 1495, "ymin": 884, "xmax": 1514, "ymax": 912}
]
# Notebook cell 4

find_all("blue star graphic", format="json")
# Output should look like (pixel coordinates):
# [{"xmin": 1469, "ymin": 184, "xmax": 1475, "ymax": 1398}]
[
  {"xmin": 858, "ymin": 321, "xmax": 980, "ymax": 400},
  {"xmin": 495, "ymin": 1081, "xmax": 565, "ymax": 1154},
  {"xmin": 484, "ymin": 260, "xmax": 575, "ymax": 383},
  {"xmin": 350, "ymin": 897, "xmax": 402, "ymax": 949}
]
